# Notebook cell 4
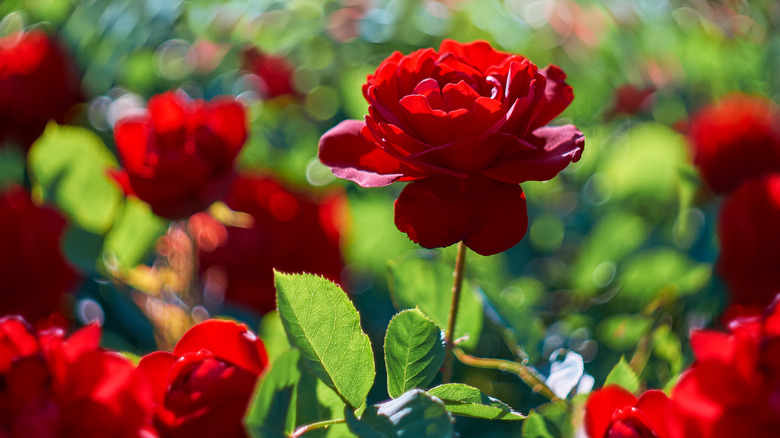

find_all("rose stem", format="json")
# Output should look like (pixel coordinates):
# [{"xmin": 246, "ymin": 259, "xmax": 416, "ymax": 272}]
[
  {"xmin": 442, "ymin": 241, "xmax": 467, "ymax": 384},
  {"xmin": 291, "ymin": 418, "xmax": 346, "ymax": 437}
]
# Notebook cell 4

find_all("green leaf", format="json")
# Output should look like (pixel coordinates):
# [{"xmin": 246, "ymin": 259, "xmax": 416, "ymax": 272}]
[
  {"xmin": 103, "ymin": 199, "xmax": 167, "ymax": 268},
  {"xmin": 384, "ymin": 309, "xmax": 445, "ymax": 399},
  {"xmin": 618, "ymin": 248, "xmax": 711, "ymax": 306},
  {"xmin": 0, "ymin": 145, "xmax": 25, "ymax": 188},
  {"xmin": 345, "ymin": 389, "xmax": 454, "ymax": 438},
  {"xmin": 274, "ymin": 271, "xmax": 375, "ymax": 409},
  {"xmin": 522, "ymin": 410, "xmax": 553, "ymax": 438},
  {"xmin": 27, "ymin": 123, "xmax": 122, "ymax": 234},
  {"xmin": 427, "ymin": 384, "xmax": 525, "ymax": 421},
  {"xmin": 258, "ymin": 311, "xmax": 292, "ymax": 363},
  {"xmin": 245, "ymin": 349, "xmax": 302, "ymax": 437},
  {"xmin": 604, "ymin": 356, "xmax": 640, "ymax": 394},
  {"xmin": 387, "ymin": 252, "xmax": 483, "ymax": 349},
  {"xmin": 596, "ymin": 314, "xmax": 652, "ymax": 352}
]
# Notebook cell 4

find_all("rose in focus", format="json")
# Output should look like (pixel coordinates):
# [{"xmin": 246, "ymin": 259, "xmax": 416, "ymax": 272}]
[
  {"xmin": 0, "ymin": 186, "xmax": 78, "ymax": 323},
  {"xmin": 138, "ymin": 319, "xmax": 268, "ymax": 437},
  {"xmin": 319, "ymin": 39, "xmax": 584, "ymax": 255},
  {"xmin": 195, "ymin": 173, "xmax": 346, "ymax": 315},
  {"xmin": 0, "ymin": 316, "xmax": 154, "ymax": 437},
  {"xmin": 584, "ymin": 385, "xmax": 670, "ymax": 438},
  {"xmin": 688, "ymin": 94, "xmax": 780, "ymax": 194},
  {"xmin": 0, "ymin": 30, "xmax": 83, "ymax": 151},
  {"xmin": 716, "ymin": 174, "xmax": 780, "ymax": 309},
  {"xmin": 111, "ymin": 91, "xmax": 248, "ymax": 219},
  {"xmin": 669, "ymin": 294, "xmax": 780, "ymax": 437}
]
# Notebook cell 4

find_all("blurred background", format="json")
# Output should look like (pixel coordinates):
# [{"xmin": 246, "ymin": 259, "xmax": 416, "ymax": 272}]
[{"xmin": 1, "ymin": 0, "xmax": 779, "ymax": 436}]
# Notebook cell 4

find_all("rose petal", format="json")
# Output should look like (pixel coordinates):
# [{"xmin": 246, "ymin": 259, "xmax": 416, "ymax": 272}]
[
  {"xmin": 636, "ymin": 390, "xmax": 671, "ymax": 438},
  {"xmin": 481, "ymin": 124, "xmax": 584, "ymax": 184},
  {"xmin": 319, "ymin": 119, "xmax": 411, "ymax": 187},
  {"xmin": 394, "ymin": 176, "xmax": 528, "ymax": 256},
  {"xmin": 148, "ymin": 92, "xmax": 187, "ymax": 134},
  {"xmin": 438, "ymin": 39, "xmax": 512, "ymax": 74},
  {"xmin": 529, "ymin": 65, "xmax": 574, "ymax": 130},
  {"xmin": 114, "ymin": 118, "xmax": 153, "ymax": 176},
  {"xmin": 584, "ymin": 386, "xmax": 638, "ymax": 438},
  {"xmin": 172, "ymin": 319, "xmax": 268, "ymax": 375},
  {"xmin": 138, "ymin": 351, "xmax": 178, "ymax": 405},
  {"xmin": 408, "ymin": 132, "xmax": 533, "ymax": 175}
]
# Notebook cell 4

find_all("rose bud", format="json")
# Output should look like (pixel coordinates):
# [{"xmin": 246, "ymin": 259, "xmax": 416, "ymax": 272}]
[
  {"xmin": 0, "ymin": 186, "xmax": 78, "ymax": 324},
  {"xmin": 0, "ymin": 30, "xmax": 83, "ymax": 151},
  {"xmin": 0, "ymin": 315, "xmax": 155, "ymax": 437},
  {"xmin": 585, "ymin": 385, "xmax": 671, "ymax": 438},
  {"xmin": 668, "ymin": 294, "xmax": 780, "ymax": 437},
  {"xmin": 241, "ymin": 47, "xmax": 297, "ymax": 99},
  {"xmin": 138, "ymin": 319, "xmax": 268, "ymax": 438},
  {"xmin": 688, "ymin": 94, "xmax": 780, "ymax": 194},
  {"xmin": 195, "ymin": 173, "xmax": 346, "ymax": 315},
  {"xmin": 716, "ymin": 174, "xmax": 780, "ymax": 309},
  {"xmin": 319, "ymin": 39, "xmax": 584, "ymax": 256},
  {"xmin": 111, "ymin": 91, "xmax": 248, "ymax": 219}
]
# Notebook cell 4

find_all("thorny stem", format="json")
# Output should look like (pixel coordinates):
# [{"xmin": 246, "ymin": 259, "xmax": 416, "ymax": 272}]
[
  {"xmin": 453, "ymin": 347, "xmax": 568, "ymax": 408},
  {"xmin": 290, "ymin": 418, "xmax": 346, "ymax": 437},
  {"xmin": 442, "ymin": 241, "xmax": 468, "ymax": 384}
]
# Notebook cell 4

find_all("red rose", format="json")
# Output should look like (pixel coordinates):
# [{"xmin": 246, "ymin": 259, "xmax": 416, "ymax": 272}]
[
  {"xmin": 0, "ymin": 30, "xmax": 83, "ymax": 151},
  {"xmin": 241, "ymin": 47, "xmax": 297, "ymax": 99},
  {"xmin": 716, "ymin": 174, "xmax": 780, "ymax": 309},
  {"xmin": 0, "ymin": 186, "xmax": 78, "ymax": 323},
  {"xmin": 584, "ymin": 385, "xmax": 670, "ymax": 438},
  {"xmin": 689, "ymin": 94, "xmax": 780, "ymax": 194},
  {"xmin": 195, "ymin": 174, "xmax": 346, "ymax": 315},
  {"xmin": 605, "ymin": 84, "xmax": 655, "ymax": 119},
  {"xmin": 111, "ymin": 91, "xmax": 248, "ymax": 219},
  {"xmin": 138, "ymin": 319, "xmax": 268, "ymax": 437},
  {"xmin": 669, "ymin": 295, "xmax": 780, "ymax": 437},
  {"xmin": 0, "ymin": 316, "xmax": 154, "ymax": 437},
  {"xmin": 319, "ymin": 39, "xmax": 584, "ymax": 256}
]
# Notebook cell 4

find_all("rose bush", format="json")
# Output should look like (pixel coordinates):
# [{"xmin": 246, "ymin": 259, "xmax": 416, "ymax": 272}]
[
  {"xmin": 716, "ymin": 174, "xmax": 780, "ymax": 309},
  {"xmin": 0, "ymin": 316, "xmax": 154, "ymax": 437},
  {"xmin": 0, "ymin": 30, "xmax": 82, "ymax": 151},
  {"xmin": 688, "ymin": 94, "xmax": 780, "ymax": 194},
  {"xmin": 0, "ymin": 186, "xmax": 77, "ymax": 323},
  {"xmin": 669, "ymin": 294, "xmax": 780, "ymax": 437},
  {"xmin": 584, "ymin": 385, "xmax": 670, "ymax": 438},
  {"xmin": 241, "ymin": 48, "xmax": 297, "ymax": 99},
  {"xmin": 137, "ymin": 319, "xmax": 268, "ymax": 437},
  {"xmin": 111, "ymin": 91, "xmax": 248, "ymax": 219},
  {"xmin": 196, "ymin": 173, "xmax": 346, "ymax": 315},
  {"xmin": 319, "ymin": 39, "xmax": 584, "ymax": 256}
]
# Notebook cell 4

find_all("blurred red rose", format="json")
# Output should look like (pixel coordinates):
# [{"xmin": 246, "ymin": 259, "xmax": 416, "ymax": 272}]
[
  {"xmin": 584, "ymin": 385, "xmax": 670, "ymax": 438},
  {"xmin": 0, "ymin": 30, "xmax": 83, "ymax": 151},
  {"xmin": 0, "ymin": 316, "xmax": 154, "ymax": 437},
  {"xmin": 138, "ymin": 319, "xmax": 268, "ymax": 438},
  {"xmin": 196, "ymin": 174, "xmax": 346, "ymax": 315},
  {"xmin": 669, "ymin": 295, "xmax": 780, "ymax": 437},
  {"xmin": 716, "ymin": 174, "xmax": 780, "ymax": 309},
  {"xmin": 605, "ymin": 84, "xmax": 655, "ymax": 119},
  {"xmin": 0, "ymin": 186, "xmax": 78, "ymax": 323},
  {"xmin": 319, "ymin": 39, "xmax": 584, "ymax": 256},
  {"xmin": 111, "ymin": 91, "xmax": 248, "ymax": 219},
  {"xmin": 241, "ymin": 47, "xmax": 296, "ymax": 99},
  {"xmin": 689, "ymin": 94, "xmax": 780, "ymax": 194}
]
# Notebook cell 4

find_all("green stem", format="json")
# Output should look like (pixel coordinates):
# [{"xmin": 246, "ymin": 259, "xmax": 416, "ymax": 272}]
[
  {"xmin": 290, "ymin": 418, "xmax": 346, "ymax": 437},
  {"xmin": 453, "ymin": 347, "xmax": 567, "ymax": 408},
  {"xmin": 442, "ymin": 241, "xmax": 467, "ymax": 384}
]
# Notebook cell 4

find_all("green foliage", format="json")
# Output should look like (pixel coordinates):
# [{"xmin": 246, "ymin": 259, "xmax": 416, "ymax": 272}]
[
  {"xmin": 604, "ymin": 356, "xmax": 640, "ymax": 394},
  {"xmin": 427, "ymin": 384, "xmax": 525, "ymax": 421},
  {"xmin": 0, "ymin": 146, "xmax": 24, "ymax": 188},
  {"xmin": 618, "ymin": 248, "xmax": 712, "ymax": 305},
  {"xmin": 387, "ymin": 252, "xmax": 483, "ymax": 349},
  {"xmin": 596, "ymin": 314, "xmax": 653, "ymax": 352},
  {"xmin": 274, "ymin": 271, "xmax": 375, "ymax": 409},
  {"xmin": 28, "ymin": 122, "xmax": 121, "ymax": 234},
  {"xmin": 522, "ymin": 411, "xmax": 553, "ymax": 438},
  {"xmin": 345, "ymin": 389, "xmax": 454, "ymax": 438},
  {"xmin": 103, "ymin": 199, "xmax": 167, "ymax": 269},
  {"xmin": 384, "ymin": 309, "xmax": 445, "ymax": 399}
]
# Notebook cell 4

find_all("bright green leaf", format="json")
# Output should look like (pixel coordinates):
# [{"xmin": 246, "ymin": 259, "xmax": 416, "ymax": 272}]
[
  {"xmin": 596, "ymin": 314, "xmax": 652, "ymax": 352},
  {"xmin": 28, "ymin": 122, "xmax": 121, "ymax": 234},
  {"xmin": 387, "ymin": 252, "xmax": 483, "ymax": 349},
  {"xmin": 258, "ymin": 311, "xmax": 292, "ymax": 363},
  {"xmin": 385, "ymin": 309, "xmax": 445, "ymax": 399},
  {"xmin": 428, "ymin": 384, "xmax": 525, "ymax": 421},
  {"xmin": 245, "ymin": 348, "xmax": 302, "ymax": 437},
  {"xmin": 345, "ymin": 389, "xmax": 454, "ymax": 438},
  {"xmin": 604, "ymin": 356, "xmax": 640, "ymax": 394},
  {"xmin": 103, "ymin": 198, "xmax": 167, "ymax": 268},
  {"xmin": 522, "ymin": 411, "xmax": 552, "ymax": 438},
  {"xmin": 618, "ymin": 248, "xmax": 711, "ymax": 305},
  {"xmin": 274, "ymin": 271, "xmax": 375, "ymax": 409}
]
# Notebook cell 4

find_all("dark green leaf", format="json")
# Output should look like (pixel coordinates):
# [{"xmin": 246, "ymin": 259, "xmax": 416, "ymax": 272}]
[
  {"xmin": 427, "ymin": 384, "xmax": 524, "ymax": 420},
  {"xmin": 522, "ymin": 411, "xmax": 553, "ymax": 438},
  {"xmin": 345, "ymin": 389, "xmax": 454, "ymax": 438},
  {"xmin": 274, "ymin": 271, "xmax": 375, "ymax": 409},
  {"xmin": 604, "ymin": 356, "xmax": 640, "ymax": 394},
  {"xmin": 384, "ymin": 309, "xmax": 445, "ymax": 399},
  {"xmin": 245, "ymin": 349, "xmax": 302, "ymax": 437}
]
